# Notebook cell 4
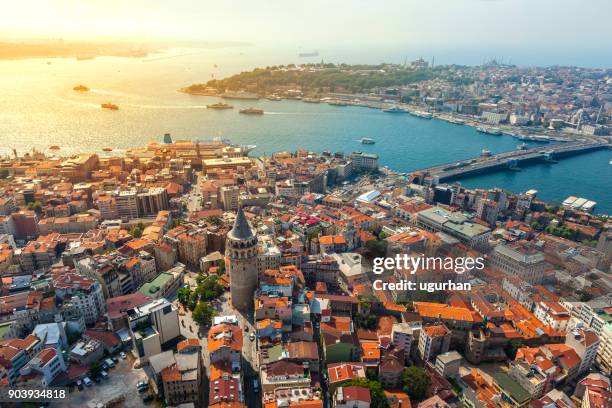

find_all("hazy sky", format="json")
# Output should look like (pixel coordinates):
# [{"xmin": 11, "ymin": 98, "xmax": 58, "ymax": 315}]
[{"xmin": 2, "ymin": 0, "xmax": 611, "ymax": 56}]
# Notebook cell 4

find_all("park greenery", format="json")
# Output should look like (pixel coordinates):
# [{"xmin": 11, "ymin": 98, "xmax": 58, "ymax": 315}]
[
  {"xmin": 343, "ymin": 378, "xmax": 389, "ymax": 408},
  {"xmin": 178, "ymin": 275, "xmax": 225, "ymax": 326},
  {"xmin": 186, "ymin": 63, "xmax": 444, "ymax": 95}
]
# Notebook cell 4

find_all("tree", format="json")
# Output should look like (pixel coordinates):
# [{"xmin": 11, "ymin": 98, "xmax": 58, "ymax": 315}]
[
  {"xmin": 187, "ymin": 291, "xmax": 198, "ymax": 310},
  {"xmin": 90, "ymin": 361, "xmax": 102, "ymax": 378},
  {"xmin": 506, "ymin": 340, "xmax": 524, "ymax": 359},
  {"xmin": 129, "ymin": 224, "xmax": 144, "ymax": 238},
  {"xmin": 206, "ymin": 215, "xmax": 222, "ymax": 225},
  {"xmin": 26, "ymin": 201, "xmax": 43, "ymax": 214},
  {"xmin": 402, "ymin": 366, "xmax": 430, "ymax": 400},
  {"xmin": 177, "ymin": 287, "xmax": 191, "ymax": 306},
  {"xmin": 192, "ymin": 301, "xmax": 216, "ymax": 326},
  {"xmin": 343, "ymin": 378, "xmax": 389, "ymax": 408},
  {"xmin": 366, "ymin": 239, "xmax": 387, "ymax": 258},
  {"xmin": 196, "ymin": 276, "xmax": 224, "ymax": 301}
]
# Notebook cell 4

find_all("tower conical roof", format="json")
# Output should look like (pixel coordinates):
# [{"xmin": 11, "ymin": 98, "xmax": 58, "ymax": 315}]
[{"xmin": 228, "ymin": 207, "xmax": 253, "ymax": 240}]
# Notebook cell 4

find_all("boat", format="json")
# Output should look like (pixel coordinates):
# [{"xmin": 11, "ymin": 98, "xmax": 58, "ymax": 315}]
[
  {"xmin": 221, "ymin": 91, "xmax": 260, "ymax": 100},
  {"xmin": 410, "ymin": 110, "xmax": 433, "ymax": 119},
  {"xmin": 73, "ymin": 84, "xmax": 90, "ymax": 92},
  {"xmin": 49, "ymin": 145, "xmax": 60, "ymax": 150},
  {"xmin": 609, "ymin": 160, "xmax": 612, "ymax": 165},
  {"xmin": 360, "ymin": 138, "xmax": 375, "ymax": 145},
  {"xmin": 101, "ymin": 102, "xmax": 119, "ymax": 110},
  {"xmin": 327, "ymin": 100, "xmax": 347, "ymax": 107},
  {"xmin": 239, "ymin": 107, "xmax": 264, "ymax": 115},
  {"xmin": 102, "ymin": 147, "xmax": 113, "ymax": 152},
  {"xmin": 266, "ymin": 95, "xmax": 282, "ymax": 101},
  {"xmin": 206, "ymin": 102, "xmax": 233, "ymax": 109},
  {"xmin": 383, "ymin": 106, "xmax": 407, "ymax": 113},
  {"xmin": 476, "ymin": 126, "xmax": 502, "ymax": 135},
  {"xmin": 481, "ymin": 149, "xmax": 492, "ymax": 157},
  {"xmin": 517, "ymin": 143, "xmax": 528, "ymax": 150},
  {"xmin": 302, "ymin": 98, "xmax": 321, "ymax": 103}
]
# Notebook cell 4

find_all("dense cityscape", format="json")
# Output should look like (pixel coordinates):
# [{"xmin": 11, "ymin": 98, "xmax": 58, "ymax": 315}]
[{"xmin": 0, "ymin": 132, "xmax": 610, "ymax": 408}]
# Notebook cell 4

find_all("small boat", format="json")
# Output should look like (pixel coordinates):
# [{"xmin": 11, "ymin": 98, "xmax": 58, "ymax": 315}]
[
  {"xmin": 302, "ymin": 98, "xmax": 321, "ymax": 103},
  {"xmin": 383, "ymin": 106, "xmax": 407, "ymax": 113},
  {"xmin": 206, "ymin": 102, "xmax": 233, "ymax": 109},
  {"xmin": 477, "ymin": 126, "xmax": 502, "ymax": 135},
  {"xmin": 73, "ymin": 84, "xmax": 90, "ymax": 92},
  {"xmin": 102, "ymin": 147, "xmax": 113, "ymax": 152},
  {"xmin": 101, "ymin": 102, "xmax": 119, "ymax": 110},
  {"xmin": 361, "ymin": 138, "xmax": 375, "ymax": 145},
  {"xmin": 481, "ymin": 149, "xmax": 492, "ymax": 157},
  {"xmin": 327, "ymin": 100, "xmax": 347, "ymax": 107},
  {"xmin": 239, "ymin": 107, "xmax": 264, "ymax": 115},
  {"xmin": 517, "ymin": 143, "xmax": 528, "ymax": 150},
  {"xmin": 49, "ymin": 145, "xmax": 60, "ymax": 150},
  {"xmin": 266, "ymin": 95, "xmax": 282, "ymax": 101}
]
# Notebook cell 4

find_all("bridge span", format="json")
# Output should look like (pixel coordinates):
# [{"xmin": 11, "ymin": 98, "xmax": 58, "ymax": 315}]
[{"xmin": 413, "ymin": 141, "xmax": 610, "ymax": 182}]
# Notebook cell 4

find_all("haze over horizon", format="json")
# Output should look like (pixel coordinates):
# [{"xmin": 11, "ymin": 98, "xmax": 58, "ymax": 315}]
[{"xmin": 1, "ymin": 0, "xmax": 611, "ymax": 67}]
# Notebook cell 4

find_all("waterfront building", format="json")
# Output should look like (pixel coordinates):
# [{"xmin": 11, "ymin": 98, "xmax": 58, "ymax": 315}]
[{"xmin": 349, "ymin": 152, "xmax": 379, "ymax": 171}]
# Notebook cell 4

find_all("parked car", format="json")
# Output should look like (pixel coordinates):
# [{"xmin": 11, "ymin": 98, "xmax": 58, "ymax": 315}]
[
  {"xmin": 119, "ymin": 352, "xmax": 127, "ymax": 359},
  {"xmin": 104, "ymin": 358, "xmax": 115, "ymax": 368},
  {"xmin": 102, "ymin": 363, "xmax": 109, "ymax": 370},
  {"xmin": 83, "ymin": 377, "xmax": 93, "ymax": 387},
  {"xmin": 101, "ymin": 371, "xmax": 109, "ymax": 379},
  {"xmin": 249, "ymin": 333, "xmax": 255, "ymax": 341}
]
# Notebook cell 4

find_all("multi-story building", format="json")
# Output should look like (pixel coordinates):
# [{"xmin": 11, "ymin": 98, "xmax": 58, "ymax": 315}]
[
  {"xmin": 137, "ymin": 187, "xmax": 169, "ymax": 215},
  {"xmin": 95, "ymin": 194, "xmax": 119, "ymax": 220},
  {"xmin": 208, "ymin": 323, "xmax": 242, "ymax": 372},
  {"xmin": 489, "ymin": 242, "xmax": 546, "ymax": 284},
  {"xmin": 416, "ymin": 206, "xmax": 491, "ymax": 249},
  {"xmin": 349, "ymin": 152, "xmax": 379, "ymax": 171},
  {"xmin": 53, "ymin": 270, "xmax": 106, "ymax": 325},
  {"xmin": 418, "ymin": 323, "xmax": 451, "ymax": 362},
  {"xmin": 435, "ymin": 351, "xmax": 462, "ymax": 378},
  {"xmin": 596, "ymin": 324, "xmax": 612, "ymax": 374},
  {"xmin": 18, "ymin": 347, "xmax": 66, "ymax": 387},
  {"xmin": 220, "ymin": 185, "xmax": 240, "ymax": 211},
  {"xmin": 391, "ymin": 322, "xmax": 419, "ymax": 363},
  {"xmin": 534, "ymin": 301, "xmax": 571, "ymax": 331},
  {"xmin": 566, "ymin": 329, "xmax": 601, "ymax": 376},
  {"xmin": 127, "ymin": 298, "xmax": 181, "ymax": 360},
  {"xmin": 116, "ymin": 190, "xmax": 139, "ymax": 220}
]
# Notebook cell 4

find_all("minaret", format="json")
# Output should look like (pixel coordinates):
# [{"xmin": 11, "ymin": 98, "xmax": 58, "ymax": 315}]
[{"xmin": 226, "ymin": 208, "xmax": 258, "ymax": 310}]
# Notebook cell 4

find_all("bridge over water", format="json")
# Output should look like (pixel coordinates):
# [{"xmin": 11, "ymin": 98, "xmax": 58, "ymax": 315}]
[{"xmin": 413, "ymin": 140, "xmax": 610, "ymax": 182}]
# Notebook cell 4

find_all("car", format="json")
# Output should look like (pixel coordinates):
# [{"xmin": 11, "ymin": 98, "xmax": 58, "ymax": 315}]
[
  {"xmin": 137, "ymin": 380, "xmax": 149, "ymax": 392},
  {"xmin": 244, "ymin": 326, "xmax": 249, "ymax": 332},
  {"xmin": 83, "ymin": 377, "xmax": 93, "ymax": 387},
  {"xmin": 101, "ymin": 371, "xmax": 109, "ymax": 379},
  {"xmin": 112, "ymin": 356, "xmax": 119, "ymax": 363},
  {"xmin": 119, "ymin": 352, "xmax": 127, "ymax": 359},
  {"xmin": 249, "ymin": 333, "xmax": 255, "ymax": 341},
  {"xmin": 102, "ymin": 363, "xmax": 109, "ymax": 370}
]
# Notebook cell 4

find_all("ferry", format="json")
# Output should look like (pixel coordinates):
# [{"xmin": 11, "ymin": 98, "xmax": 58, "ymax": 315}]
[
  {"xmin": 206, "ymin": 102, "xmax": 233, "ymax": 109},
  {"xmin": 382, "ymin": 106, "xmax": 407, "ymax": 113},
  {"xmin": 221, "ymin": 91, "xmax": 260, "ymax": 100},
  {"xmin": 239, "ymin": 107, "xmax": 264, "ymax": 115},
  {"xmin": 476, "ymin": 126, "xmax": 502, "ymax": 135},
  {"xmin": 410, "ymin": 110, "xmax": 433, "ymax": 119},
  {"xmin": 360, "ymin": 138, "xmax": 375, "ymax": 145},
  {"xmin": 101, "ymin": 102, "xmax": 119, "ymax": 111},
  {"xmin": 73, "ymin": 84, "xmax": 90, "ymax": 92}
]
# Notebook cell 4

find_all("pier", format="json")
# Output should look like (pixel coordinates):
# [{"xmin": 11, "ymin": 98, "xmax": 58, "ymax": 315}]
[{"xmin": 414, "ymin": 141, "xmax": 610, "ymax": 182}]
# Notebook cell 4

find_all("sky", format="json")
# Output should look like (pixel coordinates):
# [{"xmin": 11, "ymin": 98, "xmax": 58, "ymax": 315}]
[{"xmin": 1, "ymin": 0, "xmax": 611, "ymax": 65}]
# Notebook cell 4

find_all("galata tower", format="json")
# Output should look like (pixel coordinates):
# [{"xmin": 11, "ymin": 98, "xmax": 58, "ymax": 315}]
[{"xmin": 226, "ymin": 207, "xmax": 258, "ymax": 310}]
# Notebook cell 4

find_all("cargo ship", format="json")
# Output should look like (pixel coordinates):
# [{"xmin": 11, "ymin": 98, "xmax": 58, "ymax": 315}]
[
  {"xmin": 207, "ymin": 102, "xmax": 233, "ymax": 109},
  {"xmin": 239, "ymin": 107, "xmax": 264, "ymax": 115},
  {"xmin": 73, "ymin": 84, "xmax": 90, "ymax": 92},
  {"xmin": 101, "ymin": 102, "xmax": 119, "ymax": 110}
]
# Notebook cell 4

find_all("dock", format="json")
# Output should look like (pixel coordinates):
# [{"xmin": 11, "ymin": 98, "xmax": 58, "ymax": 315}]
[{"xmin": 413, "ymin": 140, "xmax": 610, "ymax": 182}]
